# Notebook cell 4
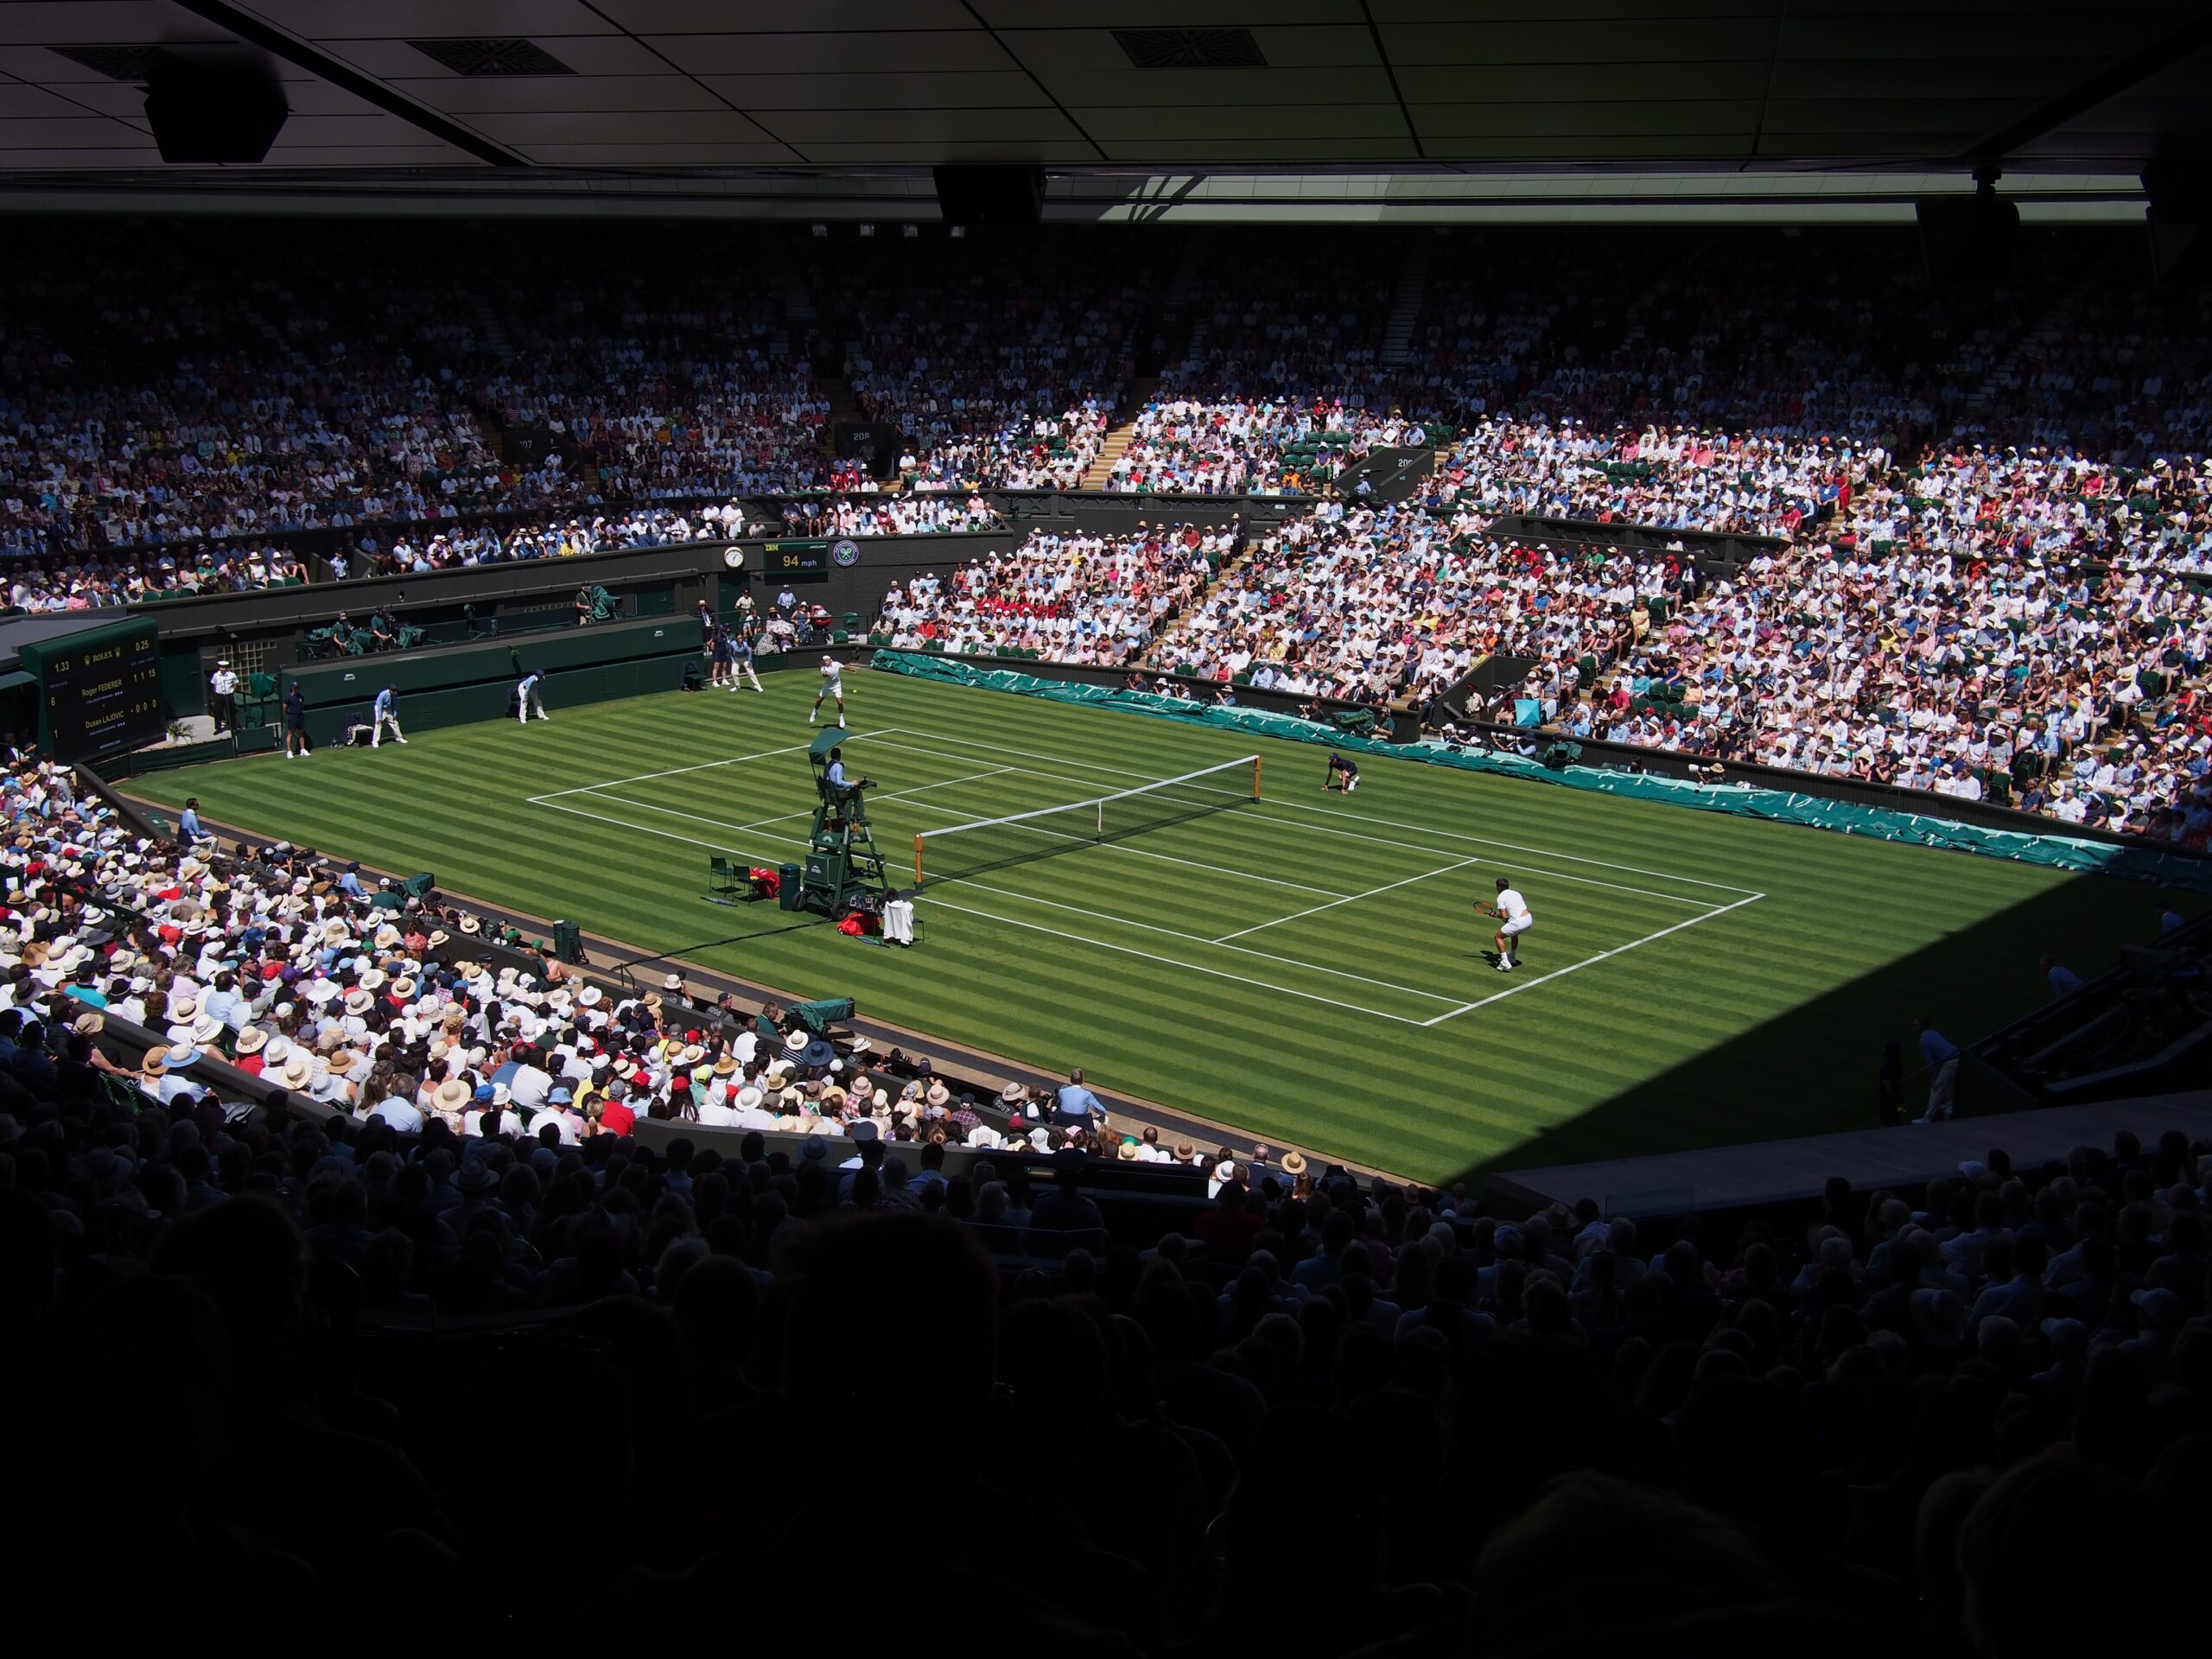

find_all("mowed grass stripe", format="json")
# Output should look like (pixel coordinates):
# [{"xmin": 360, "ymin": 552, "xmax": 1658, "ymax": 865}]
[{"xmin": 130, "ymin": 666, "xmax": 2173, "ymax": 1178}]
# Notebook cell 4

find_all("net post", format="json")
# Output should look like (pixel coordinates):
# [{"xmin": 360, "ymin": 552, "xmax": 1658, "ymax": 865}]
[
  {"xmin": 912, "ymin": 835, "xmax": 924, "ymax": 890},
  {"xmin": 1252, "ymin": 755, "xmax": 1262, "ymax": 799}
]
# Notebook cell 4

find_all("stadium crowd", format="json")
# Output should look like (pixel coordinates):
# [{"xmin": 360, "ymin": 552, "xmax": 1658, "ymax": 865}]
[
  {"xmin": 774, "ymin": 492, "xmax": 1001, "ymax": 538},
  {"xmin": 872, "ymin": 522, "xmax": 1230, "ymax": 664},
  {"xmin": 1151, "ymin": 465, "xmax": 2211, "ymax": 836},
  {"xmin": 6, "ymin": 221, "xmax": 2212, "ymax": 832},
  {"xmin": 3, "ymin": 747, "xmax": 2207, "ymax": 1649},
  {"xmin": 817, "ymin": 236, "xmax": 1144, "ymax": 492}
]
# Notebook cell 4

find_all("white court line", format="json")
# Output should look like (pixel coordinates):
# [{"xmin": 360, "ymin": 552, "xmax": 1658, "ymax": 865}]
[
  {"xmin": 925, "ymin": 895, "xmax": 1430, "ymax": 1027},
  {"xmin": 1416, "ymin": 893, "xmax": 1767, "ymax": 1026},
  {"xmin": 898, "ymin": 789, "xmax": 1345, "ymax": 898},
  {"xmin": 586, "ymin": 765, "xmax": 1016, "ymax": 839},
  {"xmin": 537, "ymin": 791, "xmax": 1753, "ymax": 1027},
  {"xmin": 536, "ymin": 795, "xmax": 795, "ymax": 858},
  {"xmin": 531, "ymin": 791, "xmax": 1441, "ymax": 1020},
  {"xmin": 876, "ymin": 733, "xmax": 1706, "ymax": 909},
  {"xmin": 1235, "ymin": 813, "xmax": 1713, "ymax": 909},
  {"xmin": 1213, "ymin": 855, "xmax": 1484, "ymax": 943},
  {"xmin": 526, "ymin": 723, "xmax": 1753, "ymax": 1025},
  {"xmin": 530, "ymin": 740, "xmax": 813, "ymax": 801},
  {"xmin": 883, "ymin": 726, "xmax": 1762, "ymax": 896},
  {"xmin": 949, "ymin": 878, "xmax": 1464, "ymax": 1005}
]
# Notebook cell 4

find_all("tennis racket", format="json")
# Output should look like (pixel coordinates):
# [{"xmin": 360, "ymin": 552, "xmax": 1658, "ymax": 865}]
[{"xmin": 1472, "ymin": 900, "xmax": 1503, "ymax": 921}]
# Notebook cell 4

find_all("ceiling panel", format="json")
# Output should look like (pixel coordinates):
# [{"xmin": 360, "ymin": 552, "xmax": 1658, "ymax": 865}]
[
  {"xmin": 0, "ymin": 83, "xmax": 105, "ymax": 118},
  {"xmin": 0, "ymin": 116, "xmax": 146, "ymax": 147},
  {"xmin": 378, "ymin": 74, "xmax": 731, "ymax": 113},
  {"xmin": 1433, "ymin": 134, "xmax": 1762, "ymax": 159},
  {"xmin": 253, "ymin": 145, "xmax": 481, "ymax": 165},
  {"xmin": 471, "ymin": 110, "xmax": 780, "ymax": 144},
  {"xmin": 239, "ymin": 1, "xmax": 620, "ymax": 35},
  {"xmin": 516, "ymin": 141, "xmax": 800, "ymax": 164},
  {"xmin": 313, "ymin": 35, "xmax": 676, "ymax": 79},
  {"xmin": 0, "ymin": 0, "xmax": 2194, "ymax": 177},
  {"xmin": 699, "ymin": 72, "xmax": 1051, "ymax": 111},
  {"xmin": 794, "ymin": 140, "xmax": 1102, "ymax": 163},
  {"xmin": 1026, "ymin": 67, "xmax": 1397, "ymax": 107},
  {"xmin": 1412, "ymin": 101, "xmax": 1764, "ymax": 138},
  {"xmin": 1775, "ymin": 16, "xmax": 2155, "ymax": 54},
  {"xmin": 1768, "ymin": 58, "xmax": 2077, "ymax": 98},
  {"xmin": 645, "ymin": 32, "xmax": 1015, "ymax": 75},
  {"xmin": 1378, "ymin": 22, "xmax": 1770, "ymax": 64},
  {"xmin": 597, "ymin": 0, "xmax": 978, "ymax": 29},
  {"xmin": 1371, "ymin": 1, "xmax": 1782, "ymax": 16},
  {"xmin": 0, "ymin": 145, "xmax": 163, "ymax": 165},
  {"xmin": 1075, "ymin": 105, "xmax": 1411, "ymax": 141},
  {"xmin": 0, "ymin": 3, "xmax": 228, "ymax": 43},
  {"xmin": 978, "ymin": 2, "xmax": 1368, "ymax": 22},
  {"xmin": 752, "ymin": 107, "xmax": 1080, "ymax": 144},
  {"xmin": 1002, "ymin": 25, "xmax": 1380, "ymax": 73},
  {"xmin": 1754, "ymin": 131, "xmax": 1989, "ymax": 155},
  {"xmin": 1396, "ymin": 62, "xmax": 1772, "ymax": 101},
  {"xmin": 2045, "ymin": 95, "xmax": 2212, "ymax": 133},
  {"xmin": 1102, "ymin": 137, "xmax": 1423, "ymax": 162},
  {"xmin": 1762, "ymin": 99, "xmax": 2020, "ymax": 134}
]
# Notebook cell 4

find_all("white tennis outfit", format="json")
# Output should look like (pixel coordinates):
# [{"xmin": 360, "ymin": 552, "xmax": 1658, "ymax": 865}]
[
  {"xmin": 1497, "ymin": 888, "xmax": 1533, "ymax": 937},
  {"xmin": 811, "ymin": 660, "xmax": 845, "ymax": 725}
]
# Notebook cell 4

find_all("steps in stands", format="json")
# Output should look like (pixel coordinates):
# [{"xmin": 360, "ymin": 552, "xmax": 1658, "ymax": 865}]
[
  {"xmin": 469, "ymin": 295, "xmax": 516, "ymax": 362},
  {"xmin": 1081, "ymin": 372, "xmax": 1160, "ymax": 486},
  {"xmin": 1378, "ymin": 237, "xmax": 1432, "ymax": 367},
  {"xmin": 784, "ymin": 263, "xmax": 817, "ymax": 328},
  {"xmin": 1964, "ymin": 240, "xmax": 2123, "ymax": 416},
  {"xmin": 1135, "ymin": 516, "xmax": 1274, "ymax": 670},
  {"xmin": 1082, "ymin": 422, "xmax": 1138, "ymax": 490}
]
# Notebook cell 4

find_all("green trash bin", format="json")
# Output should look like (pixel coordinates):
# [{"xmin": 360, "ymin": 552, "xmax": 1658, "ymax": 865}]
[
  {"xmin": 551, "ymin": 919, "xmax": 583, "ymax": 964},
  {"xmin": 777, "ymin": 862, "xmax": 802, "ymax": 912}
]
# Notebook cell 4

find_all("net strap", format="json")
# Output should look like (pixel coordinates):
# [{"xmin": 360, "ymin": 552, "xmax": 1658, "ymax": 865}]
[{"xmin": 913, "ymin": 754, "xmax": 1258, "ymax": 850}]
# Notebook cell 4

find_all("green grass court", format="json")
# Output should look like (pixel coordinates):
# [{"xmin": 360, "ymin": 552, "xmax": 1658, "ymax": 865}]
[{"xmin": 132, "ymin": 668, "xmax": 2164, "ymax": 1181}]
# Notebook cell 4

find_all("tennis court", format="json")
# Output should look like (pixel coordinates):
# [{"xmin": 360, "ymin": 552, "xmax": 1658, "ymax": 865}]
[
  {"xmin": 130, "ymin": 667, "xmax": 2155, "ymax": 1178},
  {"xmin": 531, "ymin": 724, "xmax": 1762, "ymax": 1028}
]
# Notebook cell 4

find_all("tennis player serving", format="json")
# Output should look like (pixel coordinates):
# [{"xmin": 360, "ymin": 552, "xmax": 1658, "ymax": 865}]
[
  {"xmin": 810, "ymin": 654, "xmax": 846, "ymax": 728},
  {"xmin": 1475, "ymin": 877, "xmax": 1533, "ymax": 973}
]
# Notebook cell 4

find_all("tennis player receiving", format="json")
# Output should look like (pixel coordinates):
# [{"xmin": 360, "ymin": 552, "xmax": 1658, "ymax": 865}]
[
  {"xmin": 1483, "ymin": 877, "xmax": 1533, "ymax": 972},
  {"xmin": 809, "ymin": 654, "xmax": 846, "ymax": 727}
]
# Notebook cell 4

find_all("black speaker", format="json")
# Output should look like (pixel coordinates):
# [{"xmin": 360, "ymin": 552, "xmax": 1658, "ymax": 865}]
[
  {"xmin": 1916, "ymin": 184, "xmax": 2020, "ymax": 280},
  {"xmin": 933, "ymin": 165, "xmax": 1045, "ymax": 228},
  {"xmin": 2143, "ymin": 156, "xmax": 2209, "ymax": 282},
  {"xmin": 144, "ymin": 52, "xmax": 289, "ymax": 164}
]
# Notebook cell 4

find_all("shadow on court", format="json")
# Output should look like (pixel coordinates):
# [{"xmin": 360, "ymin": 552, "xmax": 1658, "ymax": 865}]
[
  {"xmin": 603, "ymin": 909, "xmax": 832, "ymax": 975},
  {"xmin": 1445, "ymin": 869, "xmax": 2171, "ymax": 1191}
]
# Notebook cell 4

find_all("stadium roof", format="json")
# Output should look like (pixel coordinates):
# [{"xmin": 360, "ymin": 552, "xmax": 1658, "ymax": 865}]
[{"xmin": 0, "ymin": 2, "xmax": 2205, "ymax": 218}]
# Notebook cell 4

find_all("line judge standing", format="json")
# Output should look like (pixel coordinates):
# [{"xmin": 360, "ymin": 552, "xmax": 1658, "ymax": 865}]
[{"xmin": 208, "ymin": 658, "xmax": 239, "ymax": 734}]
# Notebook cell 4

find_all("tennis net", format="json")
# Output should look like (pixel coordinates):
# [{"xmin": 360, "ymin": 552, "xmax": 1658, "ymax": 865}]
[{"xmin": 912, "ymin": 755, "xmax": 1262, "ymax": 888}]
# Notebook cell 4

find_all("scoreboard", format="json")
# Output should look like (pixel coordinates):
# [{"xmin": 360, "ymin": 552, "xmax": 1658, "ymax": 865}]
[
  {"xmin": 16, "ymin": 618, "xmax": 166, "ymax": 761},
  {"xmin": 758, "ymin": 537, "xmax": 860, "ymax": 579}
]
